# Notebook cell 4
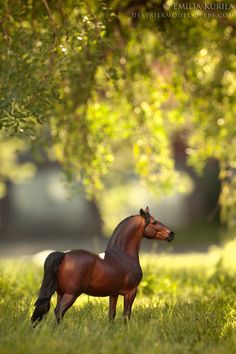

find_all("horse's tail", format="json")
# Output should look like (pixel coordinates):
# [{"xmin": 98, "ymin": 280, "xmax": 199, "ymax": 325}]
[{"xmin": 31, "ymin": 251, "xmax": 65, "ymax": 324}]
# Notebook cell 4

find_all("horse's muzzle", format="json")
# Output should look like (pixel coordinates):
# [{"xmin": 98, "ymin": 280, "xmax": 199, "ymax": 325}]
[{"xmin": 167, "ymin": 231, "xmax": 175, "ymax": 242}]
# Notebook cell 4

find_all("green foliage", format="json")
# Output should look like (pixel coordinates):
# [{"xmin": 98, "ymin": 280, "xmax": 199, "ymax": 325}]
[
  {"xmin": 1, "ymin": 244, "xmax": 236, "ymax": 354},
  {"xmin": 0, "ymin": 1, "xmax": 236, "ymax": 224}
]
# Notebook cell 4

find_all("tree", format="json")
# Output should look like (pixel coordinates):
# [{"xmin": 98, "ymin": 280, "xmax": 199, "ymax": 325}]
[
  {"xmin": 0, "ymin": 1, "xmax": 235, "ymax": 226},
  {"xmin": 0, "ymin": 133, "xmax": 35, "ymax": 197}
]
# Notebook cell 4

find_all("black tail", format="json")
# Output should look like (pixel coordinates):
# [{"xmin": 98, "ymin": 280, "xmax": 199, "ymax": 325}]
[{"xmin": 31, "ymin": 251, "xmax": 65, "ymax": 324}]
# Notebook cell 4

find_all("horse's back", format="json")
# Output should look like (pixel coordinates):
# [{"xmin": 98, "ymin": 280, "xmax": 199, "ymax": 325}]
[{"xmin": 65, "ymin": 249, "xmax": 98, "ymax": 259}]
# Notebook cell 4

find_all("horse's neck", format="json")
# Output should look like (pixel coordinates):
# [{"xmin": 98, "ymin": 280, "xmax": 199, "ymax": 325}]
[{"xmin": 106, "ymin": 217, "xmax": 143, "ymax": 259}]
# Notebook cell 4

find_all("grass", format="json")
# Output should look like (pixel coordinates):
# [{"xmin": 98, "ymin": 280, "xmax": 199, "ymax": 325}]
[{"xmin": 0, "ymin": 241, "xmax": 236, "ymax": 354}]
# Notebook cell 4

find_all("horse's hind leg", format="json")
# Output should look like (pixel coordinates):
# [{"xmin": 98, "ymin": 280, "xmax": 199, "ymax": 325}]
[
  {"xmin": 54, "ymin": 293, "xmax": 78, "ymax": 324},
  {"xmin": 54, "ymin": 292, "xmax": 62, "ymax": 319}
]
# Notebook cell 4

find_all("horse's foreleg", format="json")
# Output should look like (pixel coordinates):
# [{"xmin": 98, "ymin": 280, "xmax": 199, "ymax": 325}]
[
  {"xmin": 123, "ymin": 288, "xmax": 137, "ymax": 323},
  {"xmin": 108, "ymin": 295, "xmax": 118, "ymax": 321},
  {"xmin": 54, "ymin": 293, "xmax": 78, "ymax": 324}
]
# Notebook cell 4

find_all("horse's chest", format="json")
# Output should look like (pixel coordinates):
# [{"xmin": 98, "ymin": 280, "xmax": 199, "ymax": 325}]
[{"xmin": 123, "ymin": 265, "xmax": 143, "ymax": 290}]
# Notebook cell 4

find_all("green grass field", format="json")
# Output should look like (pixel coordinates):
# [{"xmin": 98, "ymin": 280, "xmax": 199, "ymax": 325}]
[{"xmin": 0, "ymin": 241, "xmax": 236, "ymax": 354}]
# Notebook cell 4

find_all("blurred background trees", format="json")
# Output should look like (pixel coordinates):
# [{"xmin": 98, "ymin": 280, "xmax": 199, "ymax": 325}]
[{"xmin": 0, "ymin": 0, "xmax": 235, "ymax": 250}]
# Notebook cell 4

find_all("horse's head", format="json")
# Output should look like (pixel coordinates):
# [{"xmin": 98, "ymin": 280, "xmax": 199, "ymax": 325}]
[{"xmin": 140, "ymin": 206, "xmax": 175, "ymax": 242}]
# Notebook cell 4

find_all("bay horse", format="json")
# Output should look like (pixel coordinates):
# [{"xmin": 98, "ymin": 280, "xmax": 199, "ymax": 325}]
[{"xmin": 31, "ymin": 207, "xmax": 174, "ymax": 324}]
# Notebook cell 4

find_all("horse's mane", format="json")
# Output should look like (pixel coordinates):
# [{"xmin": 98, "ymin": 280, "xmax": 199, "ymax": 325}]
[{"xmin": 106, "ymin": 215, "xmax": 134, "ymax": 249}]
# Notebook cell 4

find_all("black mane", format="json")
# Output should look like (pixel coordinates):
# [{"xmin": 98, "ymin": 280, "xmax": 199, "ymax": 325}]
[{"xmin": 106, "ymin": 215, "xmax": 134, "ymax": 249}]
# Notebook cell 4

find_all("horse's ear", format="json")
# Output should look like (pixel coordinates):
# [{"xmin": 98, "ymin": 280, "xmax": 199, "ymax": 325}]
[
  {"xmin": 145, "ymin": 206, "xmax": 149, "ymax": 213},
  {"xmin": 140, "ymin": 208, "xmax": 145, "ymax": 217}
]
